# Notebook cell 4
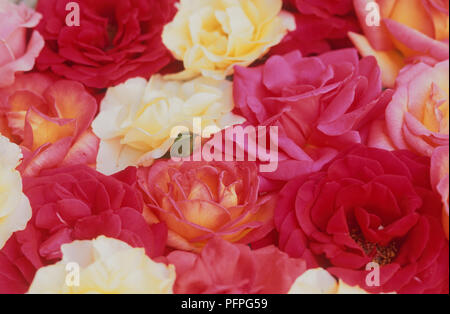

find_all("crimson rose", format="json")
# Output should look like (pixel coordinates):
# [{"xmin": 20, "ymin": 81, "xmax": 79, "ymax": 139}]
[
  {"xmin": 276, "ymin": 146, "xmax": 449, "ymax": 294},
  {"xmin": 272, "ymin": 0, "xmax": 359, "ymax": 56},
  {"xmin": 35, "ymin": 0, "xmax": 177, "ymax": 89}
]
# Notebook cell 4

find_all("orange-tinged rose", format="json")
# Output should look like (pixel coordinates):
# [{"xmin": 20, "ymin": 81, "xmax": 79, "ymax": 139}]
[
  {"xmin": 138, "ymin": 160, "xmax": 276, "ymax": 252},
  {"xmin": 0, "ymin": 73, "xmax": 99, "ymax": 176},
  {"xmin": 350, "ymin": 0, "xmax": 449, "ymax": 87}
]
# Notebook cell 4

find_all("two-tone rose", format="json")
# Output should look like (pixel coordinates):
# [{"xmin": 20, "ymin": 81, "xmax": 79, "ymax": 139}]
[
  {"xmin": 350, "ymin": 0, "xmax": 449, "ymax": 87},
  {"xmin": 0, "ymin": 73, "xmax": 99, "ymax": 176}
]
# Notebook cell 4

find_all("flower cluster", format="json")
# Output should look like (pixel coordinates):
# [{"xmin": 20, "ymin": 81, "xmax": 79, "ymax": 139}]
[{"xmin": 0, "ymin": 0, "xmax": 448, "ymax": 294}]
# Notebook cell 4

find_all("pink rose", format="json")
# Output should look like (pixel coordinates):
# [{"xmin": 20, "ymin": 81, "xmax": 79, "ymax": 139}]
[
  {"xmin": 0, "ymin": 1, "xmax": 44, "ymax": 88},
  {"xmin": 137, "ymin": 160, "xmax": 277, "ymax": 252},
  {"xmin": 167, "ymin": 238, "xmax": 306, "ymax": 294},
  {"xmin": 369, "ymin": 60, "xmax": 449, "ymax": 157},
  {"xmin": 233, "ymin": 49, "xmax": 393, "ymax": 183},
  {"xmin": 431, "ymin": 145, "xmax": 449, "ymax": 239}
]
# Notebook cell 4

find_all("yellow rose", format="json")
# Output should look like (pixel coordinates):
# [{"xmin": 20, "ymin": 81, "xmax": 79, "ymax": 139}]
[
  {"xmin": 27, "ymin": 236, "xmax": 176, "ymax": 294},
  {"xmin": 0, "ymin": 135, "xmax": 31, "ymax": 249},
  {"xmin": 162, "ymin": 0, "xmax": 295, "ymax": 80},
  {"xmin": 288, "ymin": 268, "xmax": 376, "ymax": 294},
  {"xmin": 92, "ymin": 75, "xmax": 245, "ymax": 175}
]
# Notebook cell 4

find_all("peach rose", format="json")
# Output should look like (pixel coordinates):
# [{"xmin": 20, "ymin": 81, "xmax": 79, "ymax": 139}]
[
  {"xmin": 0, "ymin": 73, "xmax": 99, "ymax": 176},
  {"xmin": 431, "ymin": 145, "xmax": 449, "ymax": 239},
  {"xmin": 350, "ymin": 0, "xmax": 449, "ymax": 87},
  {"xmin": 0, "ymin": 0, "xmax": 44, "ymax": 88},
  {"xmin": 137, "ymin": 160, "xmax": 277, "ymax": 252},
  {"xmin": 369, "ymin": 60, "xmax": 449, "ymax": 157}
]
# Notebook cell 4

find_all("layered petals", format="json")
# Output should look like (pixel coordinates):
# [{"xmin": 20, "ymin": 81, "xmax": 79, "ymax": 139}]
[
  {"xmin": 35, "ymin": 0, "xmax": 177, "ymax": 89},
  {"xmin": 431, "ymin": 145, "xmax": 449, "ymax": 239},
  {"xmin": 275, "ymin": 146, "xmax": 449, "ymax": 294},
  {"xmin": 92, "ymin": 75, "xmax": 245, "ymax": 175},
  {"xmin": 138, "ymin": 160, "xmax": 277, "ymax": 252},
  {"xmin": 369, "ymin": 60, "xmax": 449, "ymax": 157},
  {"xmin": 0, "ymin": 135, "xmax": 31, "ymax": 249},
  {"xmin": 351, "ymin": 0, "xmax": 449, "ymax": 87},
  {"xmin": 0, "ymin": 73, "xmax": 99, "ymax": 176},
  {"xmin": 232, "ymin": 49, "xmax": 392, "ymax": 184},
  {"xmin": 0, "ymin": 1, "xmax": 44, "ymax": 88},
  {"xmin": 167, "ymin": 237, "xmax": 306, "ymax": 294}
]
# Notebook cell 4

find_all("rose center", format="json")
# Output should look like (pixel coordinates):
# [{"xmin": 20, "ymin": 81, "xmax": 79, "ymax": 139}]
[{"xmin": 350, "ymin": 229, "xmax": 398, "ymax": 266}]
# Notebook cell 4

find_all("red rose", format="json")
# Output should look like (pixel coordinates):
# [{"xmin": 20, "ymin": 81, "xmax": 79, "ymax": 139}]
[
  {"xmin": 272, "ymin": 0, "xmax": 359, "ymax": 56},
  {"xmin": 167, "ymin": 237, "xmax": 306, "ymax": 294},
  {"xmin": 35, "ymin": 0, "xmax": 177, "ymax": 89},
  {"xmin": 0, "ymin": 165, "xmax": 167, "ymax": 294},
  {"xmin": 275, "ymin": 145, "xmax": 449, "ymax": 294}
]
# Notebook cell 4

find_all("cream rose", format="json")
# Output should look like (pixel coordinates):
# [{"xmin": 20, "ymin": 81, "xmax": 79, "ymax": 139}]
[
  {"xmin": 288, "ymin": 268, "xmax": 375, "ymax": 294},
  {"xmin": 27, "ymin": 236, "xmax": 176, "ymax": 294},
  {"xmin": 162, "ymin": 0, "xmax": 295, "ymax": 80},
  {"xmin": 0, "ymin": 134, "xmax": 31, "ymax": 249},
  {"xmin": 92, "ymin": 75, "xmax": 245, "ymax": 175}
]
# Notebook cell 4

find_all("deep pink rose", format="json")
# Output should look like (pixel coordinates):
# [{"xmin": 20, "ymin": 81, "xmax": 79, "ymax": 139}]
[
  {"xmin": 167, "ymin": 237, "xmax": 306, "ymax": 294},
  {"xmin": 0, "ymin": 1, "xmax": 44, "ymax": 88},
  {"xmin": 272, "ymin": 0, "xmax": 359, "ymax": 56},
  {"xmin": 275, "ymin": 145, "xmax": 449, "ymax": 294},
  {"xmin": 233, "ymin": 49, "xmax": 393, "ymax": 183},
  {"xmin": 0, "ymin": 165, "xmax": 167, "ymax": 294},
  {"xmin": 35, "ymin": 0, "xmax": 177, "ymax": 89}
]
